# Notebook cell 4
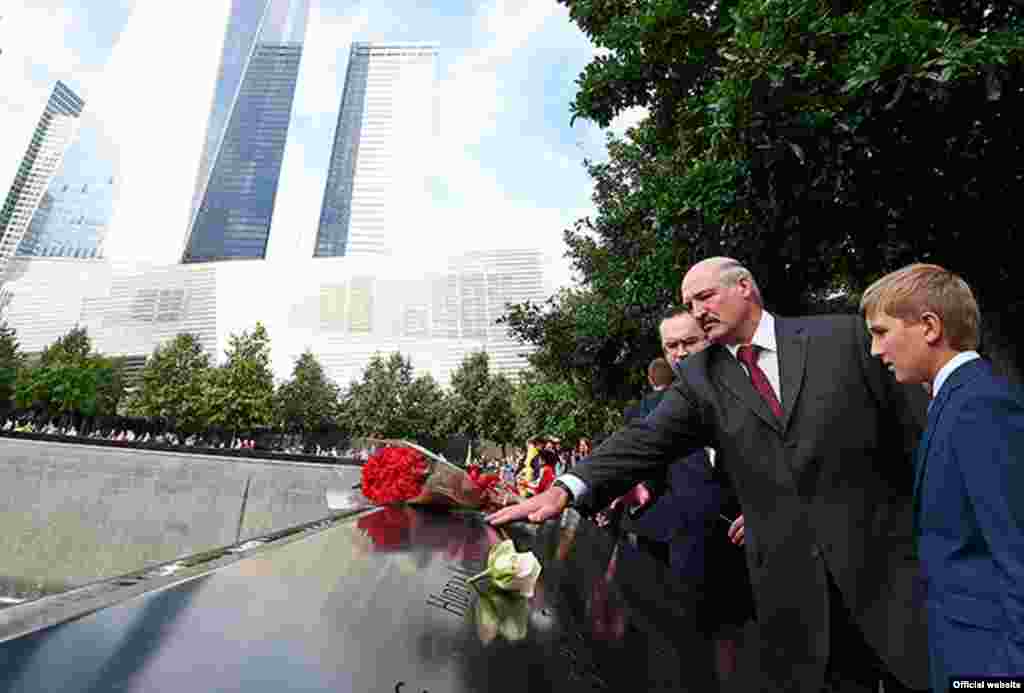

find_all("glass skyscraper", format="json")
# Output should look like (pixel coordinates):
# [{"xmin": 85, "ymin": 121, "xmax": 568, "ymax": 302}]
[
  {"xmin": 315, "ymin": 42, "xmax": 439, "ymax": 258},
  {"xmin": 16, "ymin": 115, "xmax": 118, "ymax": 260},
  {"xmin": 0, "ymin": 81, "xmax": 84, "ymax": 273},
  {"xmin": 182, "ymin": 0, "xmax": 309, "ymax": 264}
]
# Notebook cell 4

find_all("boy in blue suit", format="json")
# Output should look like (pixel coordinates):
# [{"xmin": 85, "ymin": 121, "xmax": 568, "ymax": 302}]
[{"xmin": 862, "ymin": 263, "xmax": 1024, "ymax": 689}]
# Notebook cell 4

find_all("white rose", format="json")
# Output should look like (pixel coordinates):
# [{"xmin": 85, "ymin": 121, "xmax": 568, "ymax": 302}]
[{"xmin": 481, "ymin": 540, "xmax": 542, "ymax": 598}]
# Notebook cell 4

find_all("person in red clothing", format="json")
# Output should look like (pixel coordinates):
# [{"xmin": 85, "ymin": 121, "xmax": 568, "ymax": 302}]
[{"xmin": 530, "ymin": 448, "xmax": 559, "ymax": 496}]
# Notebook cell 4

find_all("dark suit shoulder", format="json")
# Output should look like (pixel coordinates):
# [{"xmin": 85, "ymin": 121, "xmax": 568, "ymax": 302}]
[{"xmin": 950, "ymin": 360, "xmax": 1023, "ymax": 408}]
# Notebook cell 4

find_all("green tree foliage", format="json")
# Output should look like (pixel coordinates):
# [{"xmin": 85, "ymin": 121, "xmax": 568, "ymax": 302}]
[
  {"xmin": 201, "ymin": 322, "xmax": 275, "ymax": 431},
  {"xmin": 0, "ymin": 322, "xmax": 22, "ymax": 411},
  {"xmin": 343, "ymin": 352, "xmax": 414, "ymax": 437},
  {"xmin": 508, "ymin": 0, "xmax": 1024, "ymax": 393},
  {"xmin": 14, "ymin": 326, "xmax": 124, "ymax": 422},
  {"xmin": 511, "ymin": 371, "xmax": 622, "ymax": 445},
  {"xmin": 39, "ymin": 325, "xmax": 92, "ymax": 366},
  {"xmin": 446, "ymin": 351, "xmax": 495, "ymax": 445},
  {"xmin": 480, "ymin": 373, "xmax": 518, "ymax": 454},
  {"xmin": 400, "ymin": 372, "xmax": 451, "ymax": 444},
  {"xmin": 342, "ymin": 352, "xmax": 450, "ymax": 442},
  {"xmin": 92, "ymin": 355, "xmax": 126, "ymax": 418},
  {"xmin": 129, "ymin": 333, "xmax": 211, "ymax": 432},
  {"xmin": 275, "ymin": 349, "xmax": 340, "ymax": 435}
]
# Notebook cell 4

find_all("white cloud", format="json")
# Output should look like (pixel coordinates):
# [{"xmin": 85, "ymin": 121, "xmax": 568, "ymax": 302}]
[
  {"xmin": 440, "ymin": 0, "xmax": 557, "ymax": 147},
  {"xmin": 383, "ymin": 0, "xmax": 577, "ymax": 274},
  {"xmin": 3, "ymin": 4, "xmax": 82, "ymax": 78}
]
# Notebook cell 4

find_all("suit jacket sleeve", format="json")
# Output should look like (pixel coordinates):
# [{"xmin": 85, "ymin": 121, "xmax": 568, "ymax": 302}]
[
  {"xmin": 573, "ymin": 381, "xmax": 710, "ymax": 512},
  {"xmin": 951, "ymin": 392, "xmax": 1024, "ymax": 633}
]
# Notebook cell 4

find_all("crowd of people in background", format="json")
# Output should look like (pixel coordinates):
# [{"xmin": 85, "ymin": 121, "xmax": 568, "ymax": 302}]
[
  {"xmin": 0, "ymin": 415, "xmax": 597, "ymax": 474},
  {"xmin": 465, "ymin": 434, "xmax": 593, "ymax": 498},
  {"xmin": 0, "ymin": 417, "xmax": 347, "ymax": 458}
]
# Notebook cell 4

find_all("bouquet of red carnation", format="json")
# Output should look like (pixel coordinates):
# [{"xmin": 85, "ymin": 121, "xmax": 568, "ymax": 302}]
[{"xmin": 361, "ymin": 439, "xmax": 519, "ymax": 509}]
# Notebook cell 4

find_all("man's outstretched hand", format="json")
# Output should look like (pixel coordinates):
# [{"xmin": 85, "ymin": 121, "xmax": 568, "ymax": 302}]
[{"xmin": 487, "ymin": 486, "xmax": 569, "ymax": 525}]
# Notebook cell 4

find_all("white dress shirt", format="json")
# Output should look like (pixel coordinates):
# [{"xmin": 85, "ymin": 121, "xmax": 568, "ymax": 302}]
[
  {"xmin": 726, "ymin": 311, "xmax": 782, "ymax": 405},
  {"xmin": 557, "ymin": 311, "xmax": 781, "ymax": 503}
]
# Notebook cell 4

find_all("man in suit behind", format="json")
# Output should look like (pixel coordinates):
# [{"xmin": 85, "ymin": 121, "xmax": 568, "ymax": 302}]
[
  {"xmin": 489, "ymin": 257, "xmax": 930, "ymax": 692},
  {"xmin": 862, "ymin": 263, "xmax": 1024, "ymax": 689},
  {"xmin": 608, "ymin": 357, "xmax": 675, "ymax": 547},
  {"xmin": 622, "ymin": 313, "xmax": 755, "ymax": 643}
]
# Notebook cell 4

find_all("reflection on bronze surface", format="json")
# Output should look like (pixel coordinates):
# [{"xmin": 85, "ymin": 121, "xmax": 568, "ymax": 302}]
[{"xmin": 471, "ymin": 581, "xmax": 529, "ymax": 645}]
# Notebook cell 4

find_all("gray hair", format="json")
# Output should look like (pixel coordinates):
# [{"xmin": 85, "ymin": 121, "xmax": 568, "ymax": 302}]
[{"xmin": 716, "ymin": 259, "xmax": 763, "ymax": 306}]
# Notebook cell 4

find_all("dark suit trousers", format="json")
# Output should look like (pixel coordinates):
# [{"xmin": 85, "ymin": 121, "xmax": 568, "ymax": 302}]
[{"xmin": 823, "ymin": 571, "xmax": 929, "ymax": 693}]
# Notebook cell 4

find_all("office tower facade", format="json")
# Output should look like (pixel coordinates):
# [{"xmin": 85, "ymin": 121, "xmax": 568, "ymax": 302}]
[
  {"xmin": 15, "ymin": 117, "xmax": 118, "ymax": 260},
  {"xmin": 0, "ymin": 81, "xmax": 84, "ymax": 272},
  {"xmin": 439, "ymin": 249, "xmax": 544, "ymax": 374},
  {"xmin": 315, "ymin": 43, "xmax": 440, "ymax": 258},
  {"xmin": 182, "ymin": 0, "xmax": 310, "ymax": 264},
  {"xmin": 15, "ymin": 175, "xmax": 114, "ymax": 259}
]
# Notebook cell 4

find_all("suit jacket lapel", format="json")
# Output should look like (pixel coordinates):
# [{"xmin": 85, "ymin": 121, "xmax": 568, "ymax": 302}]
[
  {"xmin": 912, "ymin": 391, "xmax": 944, "ymax": 521},
  {"xmin": 775, "ymin": 318, "xmax": 808, "ymax": 434},
  {"xmin": 912, "ymin": 359, "xmax": 986, "ymax": 530},
  {"xmin": 711, "ymin": 344, "xmax": 783, "ymax": 435}
]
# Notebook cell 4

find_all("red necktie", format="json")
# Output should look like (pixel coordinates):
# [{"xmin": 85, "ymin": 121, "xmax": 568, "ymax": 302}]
[{"xmin": 737, "ymin": 344, "xmax": 783, "ymax": 419}]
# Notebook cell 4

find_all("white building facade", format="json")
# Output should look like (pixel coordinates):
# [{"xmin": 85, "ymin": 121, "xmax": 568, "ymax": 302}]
[{"xmin": 2, "ymin": 251, "xmax": 542, "ymax": 388}]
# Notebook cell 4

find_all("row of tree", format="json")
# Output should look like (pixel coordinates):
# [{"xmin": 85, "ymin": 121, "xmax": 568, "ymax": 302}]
[{"xmin": 0, "ymin": 320, "xmax": 614, "ymax": 452}]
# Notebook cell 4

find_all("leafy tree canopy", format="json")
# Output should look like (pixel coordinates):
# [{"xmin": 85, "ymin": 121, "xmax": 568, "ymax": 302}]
[
  {"xmin": 201, "ymin": 322, "xmax": 275, "ymax": 431},
  {"xmin": 0, "ymin": 321, "xmax": 22, "ymax": 409},
  {"xmin": 14, "ymin": 326, "xmax": 123, "ymax": 422},
  {"xmin": 129, "ymin": 332, "xmax": 211, "ymax": 432},
  {"xmin": 275, "ymin": 349, "xmax": 340, "ymax": 435},
  {"xmin": 446, "ymin": 351, "xmax": 494, "ymax": 442},
  {"xmin": 507, "ymin": 0, "xmax": 1024, "ymax": 399},
  {"xmin": 343, "ymin": 352, "xmax": 419, "ymax": 439}
]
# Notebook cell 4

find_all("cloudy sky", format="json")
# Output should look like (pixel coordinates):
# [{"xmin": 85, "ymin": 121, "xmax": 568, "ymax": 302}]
[{"xmin": 1, "ymin": 0, "xmax": 646, "ymax": 292}]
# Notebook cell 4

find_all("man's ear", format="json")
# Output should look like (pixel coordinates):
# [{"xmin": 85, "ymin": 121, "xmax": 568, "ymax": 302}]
[{"xmin": 920, "ymin": 312, "xmax": 945, "ymax": 347}]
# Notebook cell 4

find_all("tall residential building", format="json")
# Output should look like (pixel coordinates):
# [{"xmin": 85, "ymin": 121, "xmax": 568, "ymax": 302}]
[
  {"xmin": 315, "ymin": 42, "xmax": 440, "ymax": 258},
  {"xmin": 0, "ymin": 81, "xmax": 84, "ymax": 273},
  {"xmin": 181, "ymin": 0, "xmax": 310, "ymax": 264}
]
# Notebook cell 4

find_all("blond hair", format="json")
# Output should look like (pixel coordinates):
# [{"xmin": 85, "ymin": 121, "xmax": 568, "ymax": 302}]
[{"xmin": 860, "ymin": 264, "xmax": 980, "ymax": 351}]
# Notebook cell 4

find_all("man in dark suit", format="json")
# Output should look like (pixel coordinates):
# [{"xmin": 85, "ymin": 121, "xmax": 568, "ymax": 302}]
[
  {"xmin": 489, "ymin": 257, "xmax": 930, "ymax": 692},
  {"xmin": 862, "ymin": 263, "xmax": 1024, "ymax": 689},
  {"xmin": 621, "ymin": 317, "xmax": 755, "ymax": 646}
]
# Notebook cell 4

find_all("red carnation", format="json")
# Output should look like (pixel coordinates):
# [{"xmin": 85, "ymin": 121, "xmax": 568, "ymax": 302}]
[{"xmin": 361, "ymin": 446, "xmax": 429, "ymax": 504}]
